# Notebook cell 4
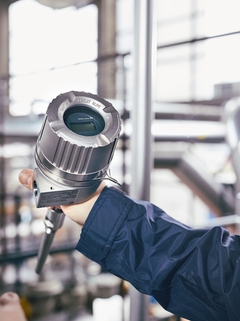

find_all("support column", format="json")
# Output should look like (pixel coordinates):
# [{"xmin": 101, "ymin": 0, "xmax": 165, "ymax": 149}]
[
  {"xmin": 0, "ymin": 1, "xmax": 9, "ymax": 84},
  {"xmin": 0, "ymin": 1, "xmax": 9, "ymax": 114},
  {"xmin": 0, "ymin": 1, "xmax": 10, "ymax": 256},
  {"xmin": 129, "ymin": 1, "xmax": 156, "ymax": 321},
  {"xmin": 97, "ymin": 0, "xmax": 116, "ymax": 99},
  {"xmin": 130, "ymin": 0, "xmax": 155, "ymax": 203}
]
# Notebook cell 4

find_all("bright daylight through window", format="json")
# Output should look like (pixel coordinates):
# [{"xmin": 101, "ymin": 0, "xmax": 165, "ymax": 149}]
[{"xmin": 9, "ymin": 0, "xmax": 98, "ymax": 116}]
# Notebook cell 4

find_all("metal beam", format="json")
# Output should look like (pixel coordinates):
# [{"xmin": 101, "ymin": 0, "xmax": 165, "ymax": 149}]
[{"xmin": 154, "ymin": 149, "xmax": 235, "ymax": 217}]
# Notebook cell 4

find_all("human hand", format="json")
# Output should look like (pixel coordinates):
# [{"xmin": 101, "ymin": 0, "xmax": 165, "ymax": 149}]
[
  {"xmin": 0, "ymin": 292, "xmax": 26, "ymax": 321},
  {"xmin": 18, "ymin": 169, "xmax": 106, "ymax": 226}
]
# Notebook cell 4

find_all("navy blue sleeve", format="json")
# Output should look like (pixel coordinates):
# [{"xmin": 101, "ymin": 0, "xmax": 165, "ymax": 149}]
[{"xmin": 75, "ymin": 187, "xmax": 240, "ymax": 321}]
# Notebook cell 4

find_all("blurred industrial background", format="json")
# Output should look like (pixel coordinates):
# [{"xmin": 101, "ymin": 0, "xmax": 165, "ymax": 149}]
[{"xmin": 1, "ymin": 0, "xmax": 240, "ymax": 320}]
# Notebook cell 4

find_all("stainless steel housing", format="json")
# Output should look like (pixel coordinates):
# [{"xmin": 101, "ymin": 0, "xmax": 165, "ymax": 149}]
[{"xmin": 34, "ymin": 91, "xmax": 122, "ymax": 207}]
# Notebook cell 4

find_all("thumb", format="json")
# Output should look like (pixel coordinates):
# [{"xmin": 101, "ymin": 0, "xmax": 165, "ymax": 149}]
[{"xmin": 18, "ymin": 169, "xmax": 34, "ymax": 190}]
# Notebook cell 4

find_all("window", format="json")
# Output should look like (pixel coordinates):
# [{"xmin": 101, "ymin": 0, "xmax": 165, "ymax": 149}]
[
  {"xmin": 9, "ymin": 0, "xmax": 98, "ymax": 115},
  {"xmin": 156, "ymin": 0, "xmax": 240, "ymax": 102}
]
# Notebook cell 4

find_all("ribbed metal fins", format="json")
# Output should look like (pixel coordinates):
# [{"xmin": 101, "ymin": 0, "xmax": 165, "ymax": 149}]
[
  {"xmin": 52, "ymin": 138, "xmax": 93, "ymax": 174},
  {"xmin": 74, "ymin": 146, "xmax": 93, "ymax": 174},
  {"xmin": 52, "ymin": 138, "xmax": 67, "ymax": 168}
]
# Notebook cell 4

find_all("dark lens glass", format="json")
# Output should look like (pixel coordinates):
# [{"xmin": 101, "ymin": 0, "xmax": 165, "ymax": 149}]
[{"xmin": 64, "ymin": 105, "xmax": 105, "ymax": 136}]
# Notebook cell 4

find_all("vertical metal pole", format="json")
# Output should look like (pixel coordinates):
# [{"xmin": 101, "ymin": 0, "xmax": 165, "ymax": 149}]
[
  {"xmin": 97, "ymin": 0, "xmax": 117, "ymax": 99},
  {"xmin": 129, "ymin": 0, "xmax": 156, "ymax": 320},
  {"xmin": 130, "ymin": 0, "xmax": 154, "ymax": 200},
  {"xmin": 0, "ymin": 1, "xmax": 9, "ymax": 256}
]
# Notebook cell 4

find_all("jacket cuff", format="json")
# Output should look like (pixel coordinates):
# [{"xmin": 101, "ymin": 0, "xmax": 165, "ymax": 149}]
[{"xmin": 75, "ymin": 187, "xmax": 134, "ymax": 264}]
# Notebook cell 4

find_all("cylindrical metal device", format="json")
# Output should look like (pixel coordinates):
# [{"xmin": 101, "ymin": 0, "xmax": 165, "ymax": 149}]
[
  {"xmin": 33, "ymin": 91, "xmax": 121, "ymax": 274},
  {"xmin": 33, "ymin": 91, "xmax": 121, "ymax": 208}
]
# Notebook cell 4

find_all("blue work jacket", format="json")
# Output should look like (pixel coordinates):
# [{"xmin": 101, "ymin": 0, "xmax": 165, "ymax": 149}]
[{"xmin": 76, "ymin": 187, "xmax": 240, "ymax": 321}]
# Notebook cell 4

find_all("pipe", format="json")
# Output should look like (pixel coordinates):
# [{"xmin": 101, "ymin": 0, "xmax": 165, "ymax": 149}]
[{"xmin": 129, "ymin": 0, "xmax": 156, "ymax": 320}]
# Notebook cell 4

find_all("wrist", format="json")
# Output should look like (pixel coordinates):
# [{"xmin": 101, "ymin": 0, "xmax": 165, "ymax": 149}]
[{"xmin": 60, "ymin": 181, "xmax": 106, "ymax": 225}]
